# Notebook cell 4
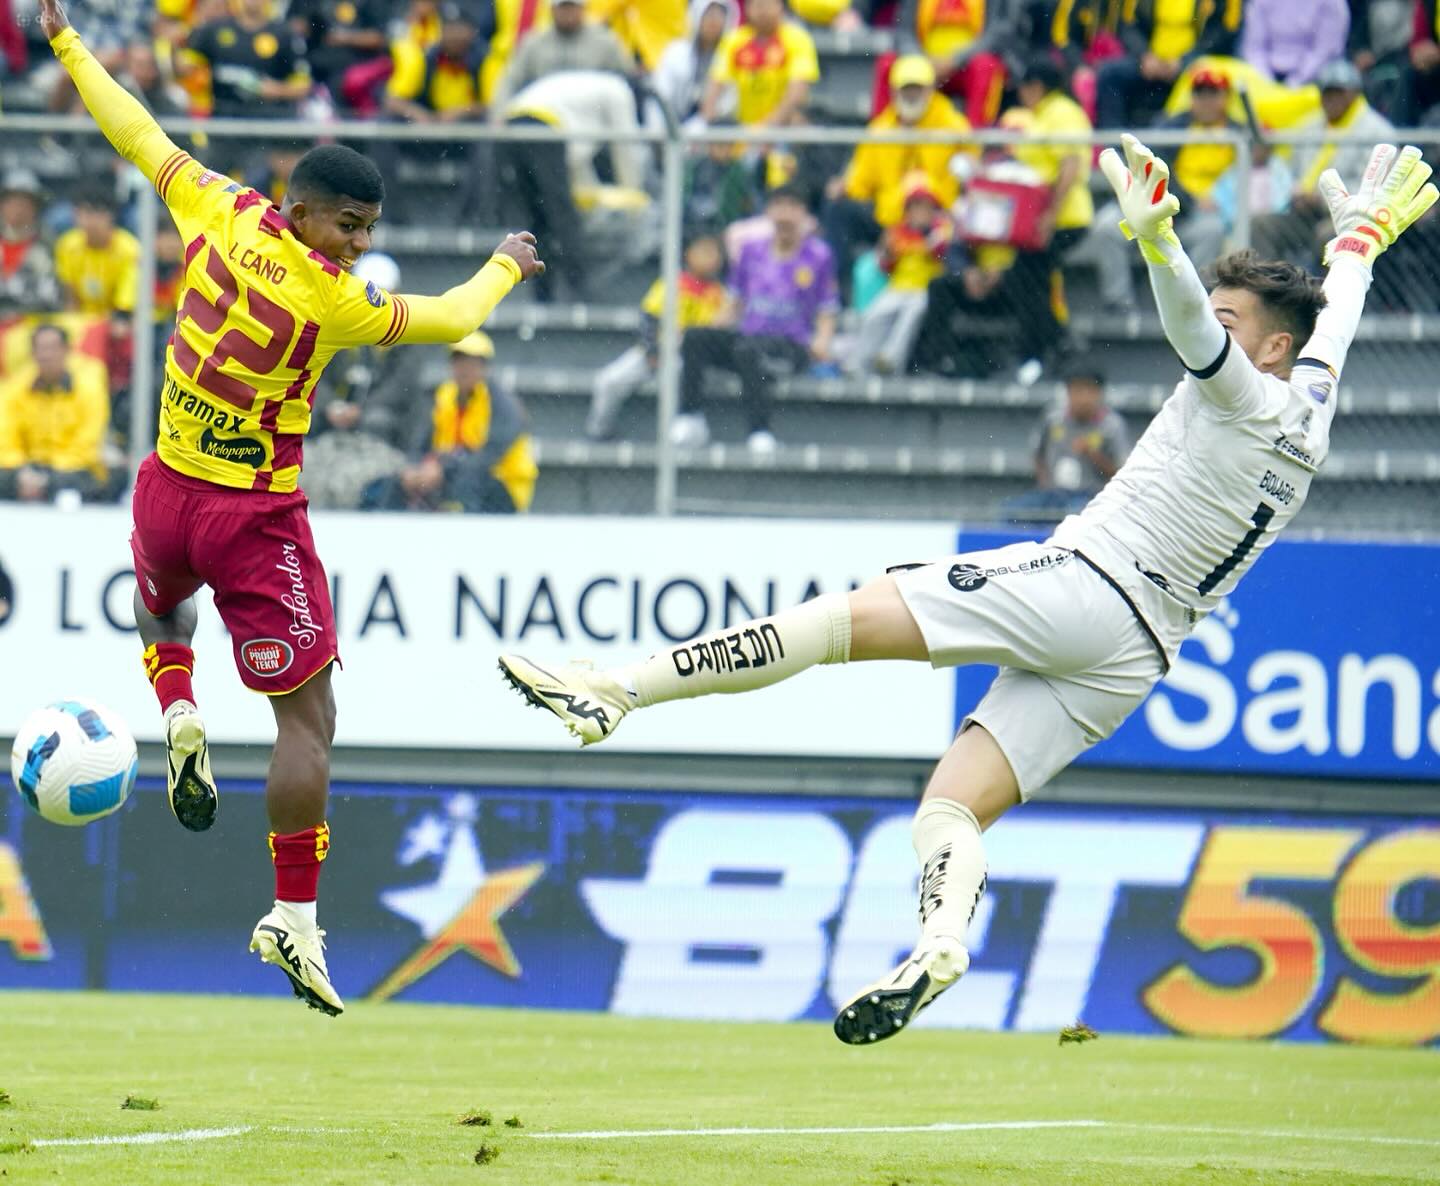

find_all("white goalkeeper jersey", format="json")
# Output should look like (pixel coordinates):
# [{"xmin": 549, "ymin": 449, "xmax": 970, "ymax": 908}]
[{"xmin": 1051, "ymin": 254, "xmax": 1370, "ymax": 662}]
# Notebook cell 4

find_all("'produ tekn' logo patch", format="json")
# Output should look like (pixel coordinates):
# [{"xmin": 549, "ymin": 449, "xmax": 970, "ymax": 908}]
[{"xmin": 242, "ymin": 638, "xmax": 294, "ymax": 678}]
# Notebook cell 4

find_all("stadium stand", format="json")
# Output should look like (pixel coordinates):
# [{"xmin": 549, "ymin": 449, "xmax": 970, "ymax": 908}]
[{"xmin": 3, "ymin": 0, "xmax": 1440, "ymax": 535}]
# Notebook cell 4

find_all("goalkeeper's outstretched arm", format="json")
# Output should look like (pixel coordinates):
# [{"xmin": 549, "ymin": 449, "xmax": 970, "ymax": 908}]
[
  {"xmin": 1296, "ymin": 144, "xmax": 1437, "ymax": 382},
  {"xmin": 1098, "ymin": 134, "xmax": 1227, "ymax": 374}
]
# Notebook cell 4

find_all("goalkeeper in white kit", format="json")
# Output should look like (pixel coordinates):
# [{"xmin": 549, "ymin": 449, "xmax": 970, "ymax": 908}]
[{"xmin": 499, "ymin": 138, "xmax": 1436, "ymax": 1044}]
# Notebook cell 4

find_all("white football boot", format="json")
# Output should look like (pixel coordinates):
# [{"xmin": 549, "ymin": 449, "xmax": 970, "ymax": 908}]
[
  {"xmin": 832, "ymin": 937, "xmax": 969, "ymax": 1045},
  {"xmin": 164, "ymin": 701, "xmax": 217, "ymax": 832},
  {"xmin": 250, "ymin": 903, "xmax": 345, "ymax": 1017},
  {"xmin": 497, "ymin": 655, "xmax": 632, "ymax": 745}
]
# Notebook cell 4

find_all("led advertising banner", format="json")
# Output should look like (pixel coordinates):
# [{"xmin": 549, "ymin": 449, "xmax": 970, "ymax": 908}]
[
  {"xmin": 1, "ymin": 508, "xmax": 1436, "ymax": 776},
  {"xmin": 0, "ymin": 507, "xmax": 954, "ymax": 758},
  {"xmin": 2, "ymin": 782, "xmax": 1436, "ymax": 1046}
]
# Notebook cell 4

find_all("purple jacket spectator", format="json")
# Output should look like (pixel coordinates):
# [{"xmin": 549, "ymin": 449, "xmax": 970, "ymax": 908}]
[
  {"xmin": 731, "ymin": 234, "xmax": 839, "ymax": 345},
  {"xmin": 1242, "ymin": 0, "xmax": 1351, "ymax": 85}
]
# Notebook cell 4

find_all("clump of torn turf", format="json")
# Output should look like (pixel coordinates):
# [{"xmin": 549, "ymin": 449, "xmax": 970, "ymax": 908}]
[
  {"xmin": 473, "ymin": 1143, "xmax": 500, "ymax": 1165},
  {"xmin": 121, "ymin": 1095, "xmax": 160, "ymax": 1111},
  {"xmin": 0, "ymin": 1141, "xmax": 32, "ymax": 1155},
  {"xmin": 458, "ymin": 1109, "xmax": 493, "ymax": 1127},
  {"xmin": 0, "ymin": 1089, "xmax": 11, "ymax": 1108},
  {"xmin": 1058, "ymin": 1021, "xmax": 1099, "ymax": 1046},
  {"xmin": 503, "ymin": 1116, "xmax": 523, "ymax": 1129}
]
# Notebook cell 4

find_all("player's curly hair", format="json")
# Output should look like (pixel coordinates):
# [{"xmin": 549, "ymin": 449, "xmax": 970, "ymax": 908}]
[
  {"xmin": 1209, "ymin": 250, "xmax": 1326, "ymax": 359},
  {"xmin": 289, "ymin": 145, "xmax": 385, "ymax": 207}
]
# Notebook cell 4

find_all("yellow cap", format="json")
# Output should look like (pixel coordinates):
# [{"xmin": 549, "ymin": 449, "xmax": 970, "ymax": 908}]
[
  {"xmin": 450, "ymin": 331, "xmax": 495, "ymax": 359},
  {"xmin": 889, "ymin": 55, "xmax": 936, "ymax": 91},
  {"xmin": 789, "ymin": 0, "xmax": 851, "ymax": 25}
]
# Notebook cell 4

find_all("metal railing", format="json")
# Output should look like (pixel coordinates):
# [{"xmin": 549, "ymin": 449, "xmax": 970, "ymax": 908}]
[{"xmin": 2, "ymin": 111, "xmax": 1437, "ymax": 530}]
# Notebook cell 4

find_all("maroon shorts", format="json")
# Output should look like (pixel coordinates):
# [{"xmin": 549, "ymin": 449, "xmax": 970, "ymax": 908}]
[{"xmin": 131, "ymin": 454, "xmax": 340, "ymax": 694}]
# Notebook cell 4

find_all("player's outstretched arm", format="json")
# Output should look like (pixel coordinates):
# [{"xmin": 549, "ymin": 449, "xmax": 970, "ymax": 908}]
[
  {"xmin": 1298, "ymin": 144, "xmax": 1439, "ymax": 382},
  {"xmin": 39, "ymin": 0, "xmax": 187, "ymax": 189},
  {"xmin": 1098, "ymin": 134, "xmax": 1227, "ymax": 375},
  {"xmin": 391, "ymin": 234, "xmax": 546, "ymax": 345}
]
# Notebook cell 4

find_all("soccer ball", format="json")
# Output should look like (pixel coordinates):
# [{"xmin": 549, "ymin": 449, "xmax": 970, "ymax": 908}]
[{"xmin": 9, "ymin": 700, "xmax": 138, "ymax": 826}]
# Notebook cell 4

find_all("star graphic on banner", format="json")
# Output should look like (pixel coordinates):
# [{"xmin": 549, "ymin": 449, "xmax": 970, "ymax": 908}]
[
  {"xmin": 397, "ymin": 813, "xmax": 449, "ymax": 866},
  {"xmin": 371, "ymin": 819, "xmax": 544, "ymax": 1002}
]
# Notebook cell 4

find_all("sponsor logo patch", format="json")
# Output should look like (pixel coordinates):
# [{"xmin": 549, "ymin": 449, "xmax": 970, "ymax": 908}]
[
  {"xmin": 948, "ymin": 551, "xmax": 1070, "ymax": 593},
  {"xmin": 195, "ymin": 169, "xmax": 222, "ymax": 189},
  {"xmin": 200, "ymin": 427, "xmax": 266, "ymax": 468},
  {"xmin": 947, "ymin": 563, "xmax": 988, "ymax": 592},
  {"xmin": 242, "ymin": 638, "xmax": 294, "ymax": 678}
]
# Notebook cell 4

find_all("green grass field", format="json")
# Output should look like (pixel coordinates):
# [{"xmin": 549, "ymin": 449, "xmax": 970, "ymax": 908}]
[{"xmin": 0, "ymin": 991, "xmax": 1435, "ymax": 1185}]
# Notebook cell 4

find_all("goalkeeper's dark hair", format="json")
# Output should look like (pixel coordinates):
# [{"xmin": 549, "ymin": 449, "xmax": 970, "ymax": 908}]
[
  {"xmin": 289, "ymin": 145, "xmax": 385, "ymax": 207},
  {"xmin": 1209, "ymin": 250, "xmax": 1326, "ymax": 358}
]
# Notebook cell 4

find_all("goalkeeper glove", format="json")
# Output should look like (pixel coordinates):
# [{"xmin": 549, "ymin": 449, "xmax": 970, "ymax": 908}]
[
  {"xmin": 1319, "ymin": 142, "xmax": 1439, "ymax": 271},
  {"xmin": 1098, "ymin": 133, "xmax": 1182, "ymax": 265}
]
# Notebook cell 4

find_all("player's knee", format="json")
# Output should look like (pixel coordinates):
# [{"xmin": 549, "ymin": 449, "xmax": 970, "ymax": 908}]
[
  {"xmin": 313, "ymin": 679, "xmax": 338, "ymax": 745},
  {"xmin": 276, "ymin": 671, "xmax": 337, "ymax": 747}
]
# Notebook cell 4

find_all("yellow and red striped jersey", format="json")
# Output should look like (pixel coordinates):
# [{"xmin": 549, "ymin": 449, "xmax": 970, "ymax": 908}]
[{"xmin": 51, "ymin": 25, "xmax": 522, "ymax": 494}]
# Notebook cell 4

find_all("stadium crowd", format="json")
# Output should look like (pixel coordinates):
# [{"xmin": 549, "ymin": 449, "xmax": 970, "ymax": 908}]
[{"xmin": 0, "ymin": 0, "xmax": 1434, "ymax": 509}]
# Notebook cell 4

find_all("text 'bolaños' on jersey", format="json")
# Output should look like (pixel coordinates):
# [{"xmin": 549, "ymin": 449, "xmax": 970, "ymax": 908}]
[{"xmin": 1053, "ymin": 335, "xmax": 1339, "ymax": 657}]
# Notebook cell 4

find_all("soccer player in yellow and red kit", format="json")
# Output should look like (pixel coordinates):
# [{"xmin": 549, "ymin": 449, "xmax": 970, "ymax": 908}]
[{"xmin": 38, "ymin": 0, "xmax": 544, "ymax": 1017}]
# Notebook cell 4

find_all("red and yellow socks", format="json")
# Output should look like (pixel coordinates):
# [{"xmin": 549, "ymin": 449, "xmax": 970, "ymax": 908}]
[
  {"xmin": 269, "ymin": 823, "xmax": 330, "ymax": 904},
  {"xmin": 143, "ymin": 643, "xmax": 196, "ymax": 714}
]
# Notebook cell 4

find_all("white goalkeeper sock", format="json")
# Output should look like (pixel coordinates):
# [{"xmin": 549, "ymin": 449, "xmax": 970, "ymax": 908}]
[
  {"xmin": 912, "ymin": 798, "xmax": 987, "ymax": 945},
  {"xmin": 613, "ymin": 592, "xmax": 852, "ymax": 708}
]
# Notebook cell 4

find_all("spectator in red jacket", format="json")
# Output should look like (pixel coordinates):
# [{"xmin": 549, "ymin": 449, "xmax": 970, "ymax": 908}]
[
  {"xmin": 1393, "ymin": 0, "xmax": 1440, "ymax": 124},
  {"xmin": 0, "ymin": 0, "xmax": 27, "ymax": 82}
]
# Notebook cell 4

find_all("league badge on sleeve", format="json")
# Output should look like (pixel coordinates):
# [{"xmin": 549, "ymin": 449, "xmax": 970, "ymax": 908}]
[{"xmin": 364, "ymin": 281, "xmax": 386, "ymax": 308}]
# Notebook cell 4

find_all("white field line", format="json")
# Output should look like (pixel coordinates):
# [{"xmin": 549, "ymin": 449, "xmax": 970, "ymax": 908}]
[
  {"xmin": 532, "ymin": 1119, "xmax": 1440, "ymax": 1150},
  {"xmin": 32, "ymin": 1126, "xmax": 253, "ymax": 1148},
  {"xmin": 24, "ymin": 1125, "xmax": 356, "ymax": 1149},
  {"xmin": 1112, "ymin": 1124, "xmax": 1440, "ymax": 1150},
  {"xmin": 531, "ymin": 1120, "xmax": 1106, "ymax": 1140}
]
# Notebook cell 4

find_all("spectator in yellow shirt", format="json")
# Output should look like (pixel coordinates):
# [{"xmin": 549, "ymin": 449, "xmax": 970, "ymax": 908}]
[
  {"xmin": 54, "ymin": 185, "xmax": 139, "ymax": 316},
  {"xmin": 1096, "ymin": 0, "xmax": 1241, "ymax": 127},
  {"xmin": 382, "ymin": 3, "xmax": 492, "ymax": 222},
  {"xmin": 1008, "ymin": 55, "xmax": 1092, "ymax": 382},
  {"xmin": 385, "ymin": 2, "xmax": 489, "ymax": 123},
  {"xmin": 587, "ymin": 232, "xmax": 728, "ymax": 439},
  {"xmin": 701, "ymin": 0, "xmax": 818, "ymax": 127},
  {"xmin": 590, "ymin": 0, "xmax": 687, "ymax": 72},
  {"xmin": 823, "ymin": 55, "xmax": 972, "ymax": 299},
  {"xmin": 847, "ymin": 178, "xmax": 954, "ymax": 374},
  {"xmin": 368, "ymin": 332, "xmax": 538, "ymax": 514},
  {"xmin": 0, "ymin": 323, "xmax": 110, "ymax": 503}
]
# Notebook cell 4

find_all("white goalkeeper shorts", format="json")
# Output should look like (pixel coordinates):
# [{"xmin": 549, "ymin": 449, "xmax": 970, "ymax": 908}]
[{"xmin": 893, "ymin": 540, "xmax": 1167, "ymax": 799}]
